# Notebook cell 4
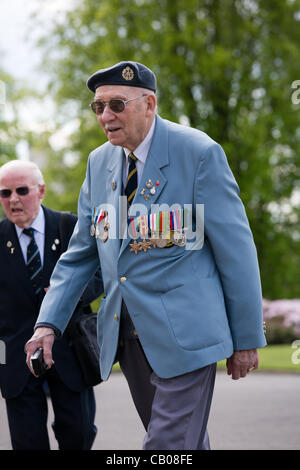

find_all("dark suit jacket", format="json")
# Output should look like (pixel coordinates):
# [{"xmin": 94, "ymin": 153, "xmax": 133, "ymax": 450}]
[{"xmin": 0, "ymin": 205, "xmax": 103, "ymax": 399}]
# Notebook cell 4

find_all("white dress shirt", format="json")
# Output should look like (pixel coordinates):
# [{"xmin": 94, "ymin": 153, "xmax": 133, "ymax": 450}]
[
  {"xmin": 15, "ymin": 206, "xmax": 45, "ymax": 266},
  {"xmin": 122, "ymin": 117, "xmax": 156, "ymax": 188}
]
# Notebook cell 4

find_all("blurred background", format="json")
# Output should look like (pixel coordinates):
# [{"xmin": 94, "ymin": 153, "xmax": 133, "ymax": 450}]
[{"xmin": 1, "ymin": 0, "xmax": 300, "ymax": 354}]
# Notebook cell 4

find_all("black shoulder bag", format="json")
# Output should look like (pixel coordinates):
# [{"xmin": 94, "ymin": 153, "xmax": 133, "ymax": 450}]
[{"xmin": 59, "ymin": 212, "xmax": 102, "ymax": 387}]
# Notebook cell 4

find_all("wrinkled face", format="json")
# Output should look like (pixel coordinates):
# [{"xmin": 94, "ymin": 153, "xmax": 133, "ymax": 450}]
[
  {"xmin": 0, "ymin": 166, "xmax": 45, "ymax": 228},
  {"xmin": 94, "ymin": 85, "xmax": 156, "ymax": 151}
]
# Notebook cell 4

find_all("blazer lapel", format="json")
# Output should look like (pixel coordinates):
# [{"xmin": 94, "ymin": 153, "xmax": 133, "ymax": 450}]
[
  {"xmin": 42, "ymin": 206, "xmax": 61, "ymax": 287},
  {"xmin": 104, "ymin": 146, "xmax": 124, "ymax": 256},
  {"xmin": 120, "ymin": 116, "xmax": 169, "ymax": 255}
]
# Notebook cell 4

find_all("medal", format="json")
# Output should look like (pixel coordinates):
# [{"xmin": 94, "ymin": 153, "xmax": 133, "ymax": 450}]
[
  {"xmin": 156, "ymin": 237, "xmax": 167, "ymax": 248},
  {"xmin": 173, "ymin": 209, "xmax": 186, "ymax": 246},
  {"xmin": 145, "ymin": 179, "xmax": 153, "ymax": 189},
  {"xmin": 6, "ymin": 241, "xmax": 15, "ymax": 254},
  {"xmin": 140, "ymin": 215, "xmax": 149, "ymax": 240},
  {"xmin": 139, "ymin": 239, "xmax": 153, "ymax": 252},
  {"xmin": 149, "ymin": 213, "xmax": 159, "ymax": 239},
  {"xmin": 101, "ymin": 214, "xmax": 109, "ymax": 243},
  {"xmin": 173, "ymin": 231, "xmax": 186, "ymax": 246},
  {"xmin": 160, "ymin": 210, "xmax": 171, "ymax": 242},
  {"xmin": 91, "ymin": 206, "xmax": 96, "ymax": 236},
  {"xmin": 129, "ymin": 240, "xmax": 141, "ymax": 254},
  {"xmin": 128, "ymin": 217, "xmax": 138, "ymax": 240},
  {"xmin": 101, "ymin": 229, "xmax": 108, "ymax": 243}
]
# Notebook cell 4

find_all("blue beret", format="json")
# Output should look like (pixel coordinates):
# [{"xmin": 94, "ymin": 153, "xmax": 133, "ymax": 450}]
[{"xmin": 86, "ymin": 61, "xmax": 156, "ymax": 93}]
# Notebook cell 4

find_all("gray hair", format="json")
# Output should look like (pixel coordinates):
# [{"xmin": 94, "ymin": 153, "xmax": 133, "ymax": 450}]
[{"xmin": 0, "ymin": 160, "xmax": 45, "ymax": 185}]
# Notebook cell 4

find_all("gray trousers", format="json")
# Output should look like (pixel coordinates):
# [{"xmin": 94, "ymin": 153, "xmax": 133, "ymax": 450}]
[{"xmin": 117, "ymin": 331, "xmax": 216, "ymax": 450}]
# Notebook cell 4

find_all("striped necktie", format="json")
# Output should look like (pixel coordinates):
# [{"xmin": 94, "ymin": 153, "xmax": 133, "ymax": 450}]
[
  {"xmin": 23, "ymin": 227, "xmax": 43, "ymax": 295},
  {"xmin": 125, "ymin": 152, "xmax": 138, "ymax": 206}
]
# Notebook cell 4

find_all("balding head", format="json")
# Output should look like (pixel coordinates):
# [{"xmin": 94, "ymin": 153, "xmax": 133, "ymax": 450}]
[
  {"xmin": 0, "ymin": 160, "xmax": 46, "ymax": 228},
  {"xmin": 0, "ymin": 160, "xmax": 45, "ymax": 185}
]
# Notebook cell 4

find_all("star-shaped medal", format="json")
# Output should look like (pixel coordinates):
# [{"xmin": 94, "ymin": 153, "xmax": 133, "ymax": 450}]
[
  {"xmin": 129, "ymin": 240, "xmax": 141, "ymax": 254},
  {"xmin": 139, "ymin": 239, "xmax": 153, "ymax": 252},
  {"xmin": 149, "ymin": 238, "xmax": 157, "ymax": 248}
]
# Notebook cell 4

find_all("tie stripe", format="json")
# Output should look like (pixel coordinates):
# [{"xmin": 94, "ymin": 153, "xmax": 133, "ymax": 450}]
[
  {"xmin": 27, "ymin": 248, "xmax": 40, "ymax": 265},
  {"xmin": 23, "ymin": 227, "xmax": 43, "ymax": 295},
  {"xmin": 126, "ymin": 167, "xmax": 137, "ymax": 185},
  {"xmin": 125, "ymin": 152, "xmax": 138, "ymax": 206},
  {"xmin": 30, "ymin": 265, "xmax": 42, "ymax": 281}
]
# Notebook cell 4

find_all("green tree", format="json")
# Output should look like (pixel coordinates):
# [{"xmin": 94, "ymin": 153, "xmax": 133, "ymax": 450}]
[
  {"xmin": 0, "ymin": 67, "xmax": 31, "ymax": 219},
  {"xmin": 0, "ymin": 69, "xmax": 22, "ymax": 164},
  {"xmin": 33, "ymin": 0, "xmax": 300, "ymax": 299}
]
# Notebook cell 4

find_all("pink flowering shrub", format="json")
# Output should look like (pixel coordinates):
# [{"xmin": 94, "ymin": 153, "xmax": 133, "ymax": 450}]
[{"xmin": 263, "ymin": 298, "xmax": 300, "ymax": 344}]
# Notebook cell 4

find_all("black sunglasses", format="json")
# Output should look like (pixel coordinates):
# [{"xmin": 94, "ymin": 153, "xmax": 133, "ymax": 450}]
[
  {"xmin": 0, "ymin": 185, "xmax": 38, "ymax": 199},
  {"xmin": 90, "ymin": 94, "xmax": 147, "ymax": 115}
]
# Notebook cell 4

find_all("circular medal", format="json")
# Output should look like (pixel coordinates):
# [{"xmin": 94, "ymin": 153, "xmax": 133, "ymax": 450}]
[
  {"xmin": 90, "ymin": 225, "xmax": 96, "ymax": 236},
  {"xmin": 174, "ymin": 234, "xmax": 186, "ymax": 247},
  {"xmin": 101, "ymin": 231, "xmax": 108, "ymax": 243},
  {"xmin": 156, "ymin": 237, "xmax": 167, "ymax": 248}
]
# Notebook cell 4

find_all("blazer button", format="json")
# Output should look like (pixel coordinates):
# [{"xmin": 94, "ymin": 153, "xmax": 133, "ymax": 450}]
[
  {"xmin": 120, "ymin": 276, "xmax": 127, "ymax": 283},
  {"xmin": 114, "ymin": 314, "xmax": 119, "ymax": 321}
]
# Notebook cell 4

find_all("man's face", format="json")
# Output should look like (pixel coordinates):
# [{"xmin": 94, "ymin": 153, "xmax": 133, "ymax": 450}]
[
  {"xmin": 94, "ymin": 85, "xmax": 155, "ymax": 151},
  {"xmin": 0, "ymin": 166, "xmax": 45, "ymax": 228}
]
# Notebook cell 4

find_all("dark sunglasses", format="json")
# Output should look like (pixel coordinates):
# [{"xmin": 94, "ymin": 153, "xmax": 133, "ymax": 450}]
[
  {"xmin": 90, "ymin": 94, "xmax": 147, "ymax": 115},
  {"xmin": 0, "ymin": 185, "xmax": 38, "ymax": 199}
]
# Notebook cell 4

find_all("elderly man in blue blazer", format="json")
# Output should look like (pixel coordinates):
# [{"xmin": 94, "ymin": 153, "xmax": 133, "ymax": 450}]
[{"xmin": 26, "ymin": 61, "xmax": 266, "ymax": 450}]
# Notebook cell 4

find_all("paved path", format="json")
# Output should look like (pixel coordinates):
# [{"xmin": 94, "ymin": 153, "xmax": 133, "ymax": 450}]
[{"xmin": 0, "ymin": 371, "xmax": 299, "ymax": 450}]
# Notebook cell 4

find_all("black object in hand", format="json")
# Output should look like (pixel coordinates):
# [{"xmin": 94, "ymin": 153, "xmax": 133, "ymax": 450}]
[{"xmin": 30, "ymin": 348, "xmax": 48, "ymax": 376}]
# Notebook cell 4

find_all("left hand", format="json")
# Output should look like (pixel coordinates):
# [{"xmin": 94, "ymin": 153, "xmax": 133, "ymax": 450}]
[
  {"xmin": 25, "ymin": 327, "xmax": 55, "ymax": 376},
  {"xmin": 226, "ymin": 348, "xmax": 259, "ymax": 380}
]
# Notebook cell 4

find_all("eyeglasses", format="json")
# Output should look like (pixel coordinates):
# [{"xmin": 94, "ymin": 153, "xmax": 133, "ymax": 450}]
[
  {"xmin": 90, "ymin": 94, "xmax": 147, "ymax": 115},
  {"xmin": 0, "ymin": 185, "xmax": 39, "ymax": 199}
]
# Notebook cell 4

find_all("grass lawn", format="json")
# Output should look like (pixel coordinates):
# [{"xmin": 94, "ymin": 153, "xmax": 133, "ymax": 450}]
[
  {"xmin": 113, "ymin": 344, "xmax": 300, "ymax": 373},
  {"xmin": 217, "ymin": 344, "xmax": 300, "ymax": 373}
]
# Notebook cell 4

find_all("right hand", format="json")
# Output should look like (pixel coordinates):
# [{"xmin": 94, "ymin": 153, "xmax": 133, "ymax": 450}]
[{"xmin": 25, "ymin": 327, "xmax": 55, "ymax": 377}]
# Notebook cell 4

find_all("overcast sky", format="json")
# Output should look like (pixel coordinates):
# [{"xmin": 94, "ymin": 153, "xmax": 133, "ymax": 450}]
[
  {"xmin": 0, "ymin": 0, "xmax": 75, "ymax": 156},
  {"xmin": 0, "ymin": 0, "xmax": 73, "ymax": 83}
]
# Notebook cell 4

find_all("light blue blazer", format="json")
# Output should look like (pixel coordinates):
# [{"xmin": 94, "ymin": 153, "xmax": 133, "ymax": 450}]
[{"xmin": 36, "ymin": 115, "xmax": 266, "ymax": 380}]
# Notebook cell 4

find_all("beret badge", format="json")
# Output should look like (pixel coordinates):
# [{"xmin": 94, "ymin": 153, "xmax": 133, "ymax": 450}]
[{"xmin": 122, "ymin": 66, "xmax": 134, "ymax": 81}]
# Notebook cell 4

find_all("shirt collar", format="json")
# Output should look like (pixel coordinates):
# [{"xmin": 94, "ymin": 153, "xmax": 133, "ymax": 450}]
[
  {"xmin": 15, "ymin": 206, "xmax": 45, "ymax": 238},
  {"xmin": 123, "ymin": 117, "xmax": 156, "ymax": 163}
]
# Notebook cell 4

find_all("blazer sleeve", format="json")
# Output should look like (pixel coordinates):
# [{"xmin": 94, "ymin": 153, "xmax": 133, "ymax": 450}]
[
  {"xmin": 59, "ymin": 211, "xmax": 104, "ymax": 306},
  {"xmin": 35, "ymin": 156, "xmax": 101, "ymax": 335},
  {"xmin": 194, "ymin": 142, "xmax": 266, "ymax": 350}
]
